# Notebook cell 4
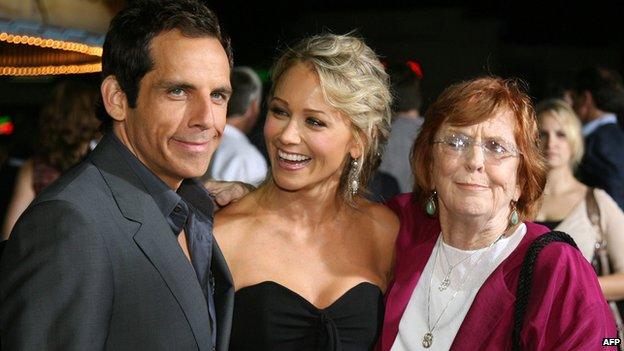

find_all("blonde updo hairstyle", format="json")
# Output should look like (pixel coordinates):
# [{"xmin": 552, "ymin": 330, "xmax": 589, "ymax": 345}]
[{"xmin": 269, "ymin": 33, "xmax": 392, "ymax": 204}]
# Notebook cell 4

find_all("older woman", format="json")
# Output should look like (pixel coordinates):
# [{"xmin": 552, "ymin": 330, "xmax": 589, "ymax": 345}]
[
  {"xmin": 378, "ymin": 77, "xmax": 616, "ymax": 350},
  {"xmin": 214, "ymin": 33, "xmax": 398, "ymax": 350},
  {"xmin": 535, "ymin": 99, "xmax": 624, "ymax": 308}
]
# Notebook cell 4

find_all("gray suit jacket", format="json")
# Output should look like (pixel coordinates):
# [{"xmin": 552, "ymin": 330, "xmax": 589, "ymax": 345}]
[{"xmin": 0, "ymin": 135, "xmax": 234, "ymax": 351}]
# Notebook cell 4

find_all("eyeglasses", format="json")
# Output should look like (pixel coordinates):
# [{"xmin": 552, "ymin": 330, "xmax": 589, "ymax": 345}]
[{"xmin": 432, "ymin": 133, "xmax": 521, "ymax": 162}]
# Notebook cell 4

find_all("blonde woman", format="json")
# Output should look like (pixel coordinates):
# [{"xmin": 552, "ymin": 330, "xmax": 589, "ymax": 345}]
[
  {"xmin": 214, "ymin": 33, "xmax": 398, "ymax": 350},
  {"xmin": 535, "ymin": 99, "xmax": 624, "ymax": 301}
]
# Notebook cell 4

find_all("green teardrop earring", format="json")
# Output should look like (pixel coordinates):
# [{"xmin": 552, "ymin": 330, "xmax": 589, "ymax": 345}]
[
  {"xmin": 510, "ymin": 200, "xmax": 519, "ymax": 226},
  {"xmin": 425, "ymin": 190, "xmax": 437, "ymax": 216}
]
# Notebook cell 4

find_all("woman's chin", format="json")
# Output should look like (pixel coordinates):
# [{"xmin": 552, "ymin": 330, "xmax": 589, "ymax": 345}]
[
  {"xmin": 271, "ymin": 180, "xmax": 301, "ymax": 193},
  {"xmin": 446, "ymin": 203, "xmax": 497, "ymax": 219},
  {"xmin": 456, "ymin": 210, "xmax": 490, "ymax": 219},
  {"xmin": 546, "ymin": 157, "xmax": 571, "ymax": 170}
]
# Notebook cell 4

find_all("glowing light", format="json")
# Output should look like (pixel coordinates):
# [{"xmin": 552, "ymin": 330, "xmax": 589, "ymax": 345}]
[
  {"xmin": 0, "ymin": 116, "xmax": 14, "ymax": 135},
  {"xmin": 0, "ymin": 31, "xmax": 103, "ymax": 75},
  {"xmin": 0, "ymin": 63, "xmax": 102, "ymax": 76},
  {"xmin": 0, "ymin": 32, "xmax": 102, "ymax": 56}
]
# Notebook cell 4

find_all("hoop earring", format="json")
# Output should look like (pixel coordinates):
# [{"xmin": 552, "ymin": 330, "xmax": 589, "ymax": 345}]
[
  {"xmin": 348, "ymin": 158, "xmax": 359, "ymax": 196},
  {"xmin": 509, "ymin": 200, "xmax": 519, "ymax": 226},
  {"xmin": 425, "ymin": 189, "xmax": 437, "ymax": 216}
]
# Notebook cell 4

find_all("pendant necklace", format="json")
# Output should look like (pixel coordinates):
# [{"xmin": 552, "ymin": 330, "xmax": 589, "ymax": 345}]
[
  {"xmin": 437, "ymin": 243, "xmax": 481, "ymax": 291},
  {"xmin": 422, "ymin": 233, "xmax": 504, "ymax": 348}
]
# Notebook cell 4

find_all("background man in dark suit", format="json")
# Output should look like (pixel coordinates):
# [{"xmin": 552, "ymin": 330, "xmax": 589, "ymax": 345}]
[
  {"xmin": 0, "ymin": 0, "xmax": 234, "ymax": 350},
  {"xmin": 572, "ymin": 66, "xmax": 624, "ymax": 210}
]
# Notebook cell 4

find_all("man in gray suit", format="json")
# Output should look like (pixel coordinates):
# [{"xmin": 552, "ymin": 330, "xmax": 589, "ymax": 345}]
[{"xmin": 0, "ymin": 0, "xmax": 234, "ymax": 350}]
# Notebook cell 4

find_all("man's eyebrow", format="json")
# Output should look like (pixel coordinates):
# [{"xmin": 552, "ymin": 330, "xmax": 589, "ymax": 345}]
[
  {"xmin": 154, "ymin": 80, "xmax": 197, "ymax": 91},
  {"xmin": 213, "ymin": 85, "xmax": 233, "ymax": 96}
]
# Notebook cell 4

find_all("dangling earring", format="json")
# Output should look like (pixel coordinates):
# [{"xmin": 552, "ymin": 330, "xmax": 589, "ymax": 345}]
[
  {"xmin": 509, "ymin": 200, "xmax": 519, "ymax": 226},
  {"xmin": 425, "ymin": 189, "xmax": 437, "ymax": 216},
  {"xmin": 348, "ymin": 158, "xmax": 359, "ymax": 196}
]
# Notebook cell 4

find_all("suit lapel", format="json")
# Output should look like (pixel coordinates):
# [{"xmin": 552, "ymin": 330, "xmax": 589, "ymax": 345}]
[
  {"xmin": 90, "ymin": 135, "xmax": 212, "ymax": 351},
  {"xmin": 133, "ymin": 217, "xmax": 211, "ymax": 351},
  {"xmin": 212, "ymin": 241, "xmax": 234, "ymax": 351},
  {"xmin": 178, "ymin": 178, "xmax": 235, "ymax": 351}
]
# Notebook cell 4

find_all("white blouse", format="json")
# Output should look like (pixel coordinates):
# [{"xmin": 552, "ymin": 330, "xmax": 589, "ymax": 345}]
[{"xmin": 390, "ymin": 224, "xmax": 526, "ymax": 351}]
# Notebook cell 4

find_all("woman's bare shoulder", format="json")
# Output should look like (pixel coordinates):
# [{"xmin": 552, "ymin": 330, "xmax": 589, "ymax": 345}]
[
  {"xmin": 356, "ymin": 199, "xmax": 400, "ymax": 242},
  {"xmin": 359, "ymin": 198, "xmax": 399, "ymax": 226},
  {"xmin": 214, "ymin": 192, "xmax": 264, "ymax": 240},
  {"xmin": 216, "ymin": 187, "xmax": 264, "ymax": 216},
  {"xmin": 353, "ymin": 199, "xmax": 399, "ymax": 286}
]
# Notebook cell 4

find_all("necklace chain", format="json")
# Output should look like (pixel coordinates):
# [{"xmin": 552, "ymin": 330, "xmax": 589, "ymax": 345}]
[
  {"xmin": 423, "ymin": 233, "xmax": 505, "ymax": 348},
  {"xmin": 438, "ymin": 242, "xmax": 482, "ymax": 291}
]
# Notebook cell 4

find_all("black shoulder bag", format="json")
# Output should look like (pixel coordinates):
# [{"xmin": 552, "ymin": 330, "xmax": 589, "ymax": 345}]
[{"xmin": 512, "ymin": 231, "xmax": 578, "ymax": 351}]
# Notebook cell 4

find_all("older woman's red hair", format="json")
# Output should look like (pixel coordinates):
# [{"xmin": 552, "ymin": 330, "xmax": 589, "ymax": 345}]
[{"xmin": 411, "ymin": 76, "xmax": 547, "ymax": 220}]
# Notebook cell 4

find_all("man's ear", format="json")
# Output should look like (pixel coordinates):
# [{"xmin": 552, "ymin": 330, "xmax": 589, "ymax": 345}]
[
  {"xmin": 582, "ymin": 90, "xmax": 595, "ymax": 108},
  {"xmin": 101, "ymin": 75, "xmax": 129, "ymax": 122},
  {"xmin": 246, "ymin": 100, "xmax": 260, "ymax": 119}
]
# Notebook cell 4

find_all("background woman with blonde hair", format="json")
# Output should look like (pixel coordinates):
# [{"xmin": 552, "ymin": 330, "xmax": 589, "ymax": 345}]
[
  {"xmin": 535, "ymin": 99, "xmax": 624, "ymax": 301},
  {"xmin": 214, "ymin": 33, "xmax": 398, "ymax": 350}
]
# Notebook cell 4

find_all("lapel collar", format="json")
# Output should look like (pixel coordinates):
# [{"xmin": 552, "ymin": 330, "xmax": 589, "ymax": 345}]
[
  {"xmin": 133, "ymin": 218, "xmax": 212, "ymax": 351},
  {"xmin": 179, "ymin": 178, "xmax": 215, "ymax": 221},
  {"xmin": 180, "ymin": 178, "xmax": 235, "ymax": 351},
  {"xmin": 450, "ymin": 223, "xmax": 546, "ymax": 349},
  {"xmin": 380, "ymin": 213, "xmax": 440, "ymax": 351},
  {"xmin": 89, "ymin": 134, "xmax": 149, "ymax": 222},
  {"xmin": 212, "ymin": 240, "xmax": 234, "ymax": 351},
  {"xmin": 90, "ymin": 134, "xmax": 212, "ymax": 351}
]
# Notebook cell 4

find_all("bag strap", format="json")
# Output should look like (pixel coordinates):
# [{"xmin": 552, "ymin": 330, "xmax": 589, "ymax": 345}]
[
  {"xmin": 586, "ymin": 187, "xmax": 611, "ymax": 276},
  {"xmin": 512, "ymin": 231, "xmax": 579, "ymax": 351},
  {"xmin": 585, "ymin": 187, "xmax": 603, "ymax": 241}
]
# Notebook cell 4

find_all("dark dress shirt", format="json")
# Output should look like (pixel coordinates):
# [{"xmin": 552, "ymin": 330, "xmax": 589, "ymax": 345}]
[{"xmin": 109, "ymin": 134, "xmax": 217, "ymax": 348}]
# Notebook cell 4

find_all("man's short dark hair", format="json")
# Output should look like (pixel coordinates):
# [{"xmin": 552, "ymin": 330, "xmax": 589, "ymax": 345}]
[
  {"xmin": 99, "ymin": 0, "xmax": 233, "ymax": 127},
  {"xmin": 227, "ymin": 67, "xmax": 262, "ymax": 117},
  {"xmin": 387, "ymin": 62, "xmax": 422, "ymax": 114},
  {"xmin": 573, "ymin": 66, "xmax": 624, "ymax": 113}
]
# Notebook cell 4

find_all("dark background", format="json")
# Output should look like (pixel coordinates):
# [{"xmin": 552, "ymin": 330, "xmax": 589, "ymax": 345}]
[
  {"xmin": 1, "ymin": 0, "xmax": 623, "ymax": 159},
  {"xmin": 211, "ymin": 0, "xmax": 624, "ymax": 103}
]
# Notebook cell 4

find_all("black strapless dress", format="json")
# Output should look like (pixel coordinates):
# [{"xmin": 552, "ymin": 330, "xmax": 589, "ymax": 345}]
[{"xmin": 229, "ymin": 281, "xmax": 384, "ymax": 351}]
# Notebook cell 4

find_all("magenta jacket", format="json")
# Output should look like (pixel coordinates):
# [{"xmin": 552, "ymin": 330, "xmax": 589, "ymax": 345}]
[{"xmin": 378, "ymin": 193, "xmax": 617, "ymax": 350}]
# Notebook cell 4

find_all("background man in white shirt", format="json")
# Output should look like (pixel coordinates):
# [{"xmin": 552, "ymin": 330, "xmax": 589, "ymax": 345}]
[
  {"xmin": 205, "ymin": 67, "xmax": 267, "ymax": 186},
  {"xmin": 379, "ymin": 61, "xmax": 424, "ymax": 193}
]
